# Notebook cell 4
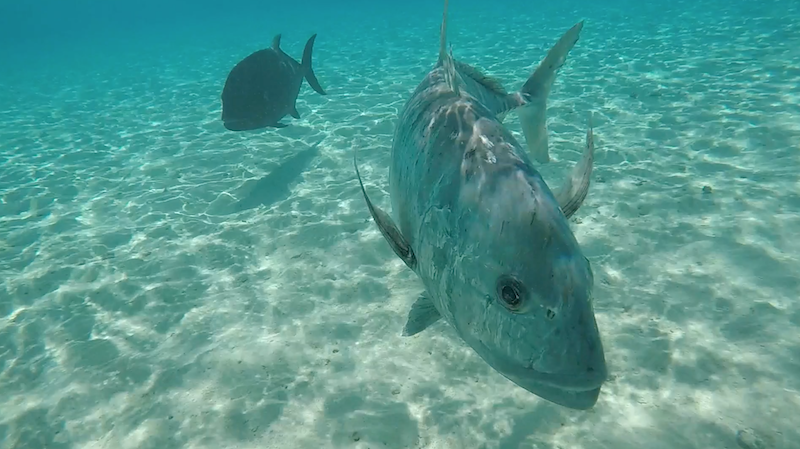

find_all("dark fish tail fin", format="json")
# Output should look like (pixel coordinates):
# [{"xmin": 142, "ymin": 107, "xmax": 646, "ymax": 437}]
[
  {"xmin": 301, "ymin": 34, "xmax": 327, "ymax": 95},
  {"xmin": 517, "ymin": 21, "xmax": 584, "ymax": 163},
  {"xmin": 289, "ymin": 104, "xmax": 300, "ymax": 119}
]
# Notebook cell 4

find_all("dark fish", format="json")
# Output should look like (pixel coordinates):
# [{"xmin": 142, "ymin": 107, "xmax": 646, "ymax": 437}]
[
  {"xmin": 354, "ymin": 0, "xmax": 606, "ymax": 410},
  {"xmin": 221, "ymin": 34, "xmax": 326, "ymax": 131}
]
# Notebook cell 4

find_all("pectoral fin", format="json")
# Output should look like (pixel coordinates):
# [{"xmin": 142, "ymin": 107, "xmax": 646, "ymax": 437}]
[
  {"xmin": 353, "ymin": 148, "xmax": 417, "ymax": 271},
  {"xmin": 402, "ymin": 293, "xmax": 442, "ymax": 336}
]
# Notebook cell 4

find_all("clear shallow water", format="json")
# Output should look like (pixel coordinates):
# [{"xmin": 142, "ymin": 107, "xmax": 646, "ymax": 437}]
[{"xmin": 1, "ymin": 0, "xmax": 799, "ymax": 448}]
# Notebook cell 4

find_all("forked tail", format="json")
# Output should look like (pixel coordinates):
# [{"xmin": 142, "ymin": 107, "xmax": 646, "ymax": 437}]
[{"xmin": 301, "ymin": 34, "xmax": 327, "ymax": 95}]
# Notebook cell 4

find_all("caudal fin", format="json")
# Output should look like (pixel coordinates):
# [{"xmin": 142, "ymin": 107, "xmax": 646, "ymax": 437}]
[
  {"xmin": 518, "ymin": 21, "xmax": 584, "ymax": 164},
  {"xmin": 301, "ymin": 34, "xmax": 327, "ymax": 95}
]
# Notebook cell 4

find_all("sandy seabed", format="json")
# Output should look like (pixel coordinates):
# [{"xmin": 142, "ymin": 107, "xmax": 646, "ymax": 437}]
[{"xmin": 1, "ymin": 1, "xmax": 799, "ymax": 448}]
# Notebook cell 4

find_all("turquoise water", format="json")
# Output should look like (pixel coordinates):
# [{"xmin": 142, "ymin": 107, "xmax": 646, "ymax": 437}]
[{"xmin": 1, "ymin": 0, "xmax": 799, "ymax": 448}]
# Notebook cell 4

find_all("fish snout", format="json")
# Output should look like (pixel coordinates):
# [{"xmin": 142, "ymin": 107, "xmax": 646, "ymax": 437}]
[
  {"xmin": 533, "ymin": 255, "xmax": 607, "ymax": 391},
  {"xmin": 533, "ymin": 292, "xmax": 607, "ymax": 391}
]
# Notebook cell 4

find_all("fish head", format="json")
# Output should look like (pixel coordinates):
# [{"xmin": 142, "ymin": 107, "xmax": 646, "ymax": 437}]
[{"xmin": 448, "ymin": 118, "xmax": 607, "ymax": 409}]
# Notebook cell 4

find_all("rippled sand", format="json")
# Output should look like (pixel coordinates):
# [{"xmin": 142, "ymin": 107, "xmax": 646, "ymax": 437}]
[{"xmin": 1, "ymin": 1, "xmax": 799, "ymax": 448}]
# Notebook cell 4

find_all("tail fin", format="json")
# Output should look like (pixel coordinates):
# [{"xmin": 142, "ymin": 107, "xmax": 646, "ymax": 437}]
[
  {"xmin": 518, "ymin": 21, "xmax": 584, "ymax": 163},
  {"xmin": 301, "ymin": 34, "xmax": 327, "ymax": 95}
]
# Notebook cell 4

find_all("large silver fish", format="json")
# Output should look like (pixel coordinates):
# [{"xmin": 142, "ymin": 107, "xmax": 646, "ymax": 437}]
[{"xmin": 354, "ymin": 0, "xmax": 607, "ymax": 410}]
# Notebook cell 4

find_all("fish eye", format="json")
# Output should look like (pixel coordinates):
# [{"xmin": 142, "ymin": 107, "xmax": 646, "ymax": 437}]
[{"xmin": 496, "ymin": 275, "xmax": 526, "ymax": 311}]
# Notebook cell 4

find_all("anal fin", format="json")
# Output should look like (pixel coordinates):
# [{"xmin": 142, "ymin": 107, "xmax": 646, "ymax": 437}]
[
  {"xmin": 556, "ymin": 120, "xmax": 594, "ymax": 219},
  {"xmin": 402, "ymin": 293, "xmax": 442, "ymax": 336},
  {"xmin": 290, "ymin": 105, "xmax": 300, "ymax": 119}
]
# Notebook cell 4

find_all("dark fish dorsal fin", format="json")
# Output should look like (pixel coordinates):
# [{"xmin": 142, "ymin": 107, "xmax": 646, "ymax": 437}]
[
  {"xmin": 454, "ymin": 60, "xmax": 507, "ymax": 95},
  {"xmin": 272, "ymin": 34, "xmax": 282, "ymax": 50}
]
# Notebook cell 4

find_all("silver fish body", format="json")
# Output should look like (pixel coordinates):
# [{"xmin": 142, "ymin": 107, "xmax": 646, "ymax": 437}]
[{"xmin": 355, "ymin": 1, "xmax": 606, "ymax": 410}]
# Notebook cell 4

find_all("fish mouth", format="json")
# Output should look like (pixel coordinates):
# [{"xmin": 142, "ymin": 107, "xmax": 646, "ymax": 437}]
[
  {"xmin": 510, "ymin": 366, "xmax": 605, "ymax": 410},
  {"xmin": 501, "ymin": 361, "xmax": 606, "ymax": 410},
  {"xmin": 523, "ymin": 362, "xmax": 607, "ymax": 392},
  {"xmin": 468, "ymin": 337, "xmax": 607, "ymax": 410},
  {"xmin": 517, "ymin": 381, "xmax": 602, "ymax": 410}
]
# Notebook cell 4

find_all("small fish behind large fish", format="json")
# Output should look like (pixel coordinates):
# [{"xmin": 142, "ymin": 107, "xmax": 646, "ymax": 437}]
[
  {"xmin": 355, "ymin": 0, "xmax": 607, "ymax": 410},
  {"xmin": 221, "ymin": 34, "xmax": 326, "ymax": 131}
]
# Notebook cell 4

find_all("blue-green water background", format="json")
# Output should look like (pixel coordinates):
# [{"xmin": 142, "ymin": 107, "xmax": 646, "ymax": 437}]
[{"xmin": 1, "ymin": 0, "xmax": 799, "ymax": 448}]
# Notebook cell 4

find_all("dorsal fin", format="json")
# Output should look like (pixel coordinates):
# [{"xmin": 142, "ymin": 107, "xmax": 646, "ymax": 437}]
[
  {"xmin": 437, "ymin": 0, "xmax": 461, "ymax": 95},
  {"xmin": 454, "ymin": 60, "xmax": 507, "ymax": 95},
  {"xmin": 272, "ymin": 34, "xmax": 281, "ymax": 50},
  {"xmin": 438, "ymin": 0, "xmax": 449, "ymax": 63}
]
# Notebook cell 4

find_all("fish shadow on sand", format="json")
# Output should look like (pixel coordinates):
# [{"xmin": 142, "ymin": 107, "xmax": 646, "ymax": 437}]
[{"xmin": 228, "ymin": 140, "xmax": 321, "ymax": 213}]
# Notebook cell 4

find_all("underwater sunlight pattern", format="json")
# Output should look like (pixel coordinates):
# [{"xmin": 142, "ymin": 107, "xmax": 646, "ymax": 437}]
[{"xmin": 0, "ymin": 0, "xmax": 799, "ymax": 448}]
